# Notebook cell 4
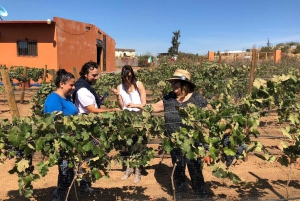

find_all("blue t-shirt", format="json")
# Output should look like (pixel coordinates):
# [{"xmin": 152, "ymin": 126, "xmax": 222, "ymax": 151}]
[{"xmin": 44, "ymin": 92, "xmax": 78, "ymax": 116}]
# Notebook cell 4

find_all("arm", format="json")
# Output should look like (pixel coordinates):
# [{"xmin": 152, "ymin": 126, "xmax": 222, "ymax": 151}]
[
  {"xmin": 44, "ymin": 93, "xmax": 63, "ymax": 114},
  {"xmin": 150, "ymin": 100, "xmax": 164, "ymax": 113},
  {"xmin": 126, "ymin": 81, "xmax": 147, "ymax": 110},
  {"xmin": 111, "ymin": 86, "xmax": 124, "ymax": 109},
  {"xmin": 116, "ymin": 85, "xmax": 124, "ymax": 109},
  {"xmin": 85, "ymin": 104, "xmax": 120, "ymax": 113},
  {"xmin": 45, "ymin": 102, "xmax": 63, "ymax": 114},
  {"xmin": 77, "ymin": 88, "xmax": 120, "ymax": 114}
]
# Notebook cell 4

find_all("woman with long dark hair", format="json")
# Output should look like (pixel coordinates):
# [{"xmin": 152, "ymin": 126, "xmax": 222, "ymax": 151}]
[
  {"xmin": 112, "ymin": 65, "xmax": 146, "ymax": 183},
  {"xmin": 113, "ymin": 65, "xmax": 146, "ymax": 111}
]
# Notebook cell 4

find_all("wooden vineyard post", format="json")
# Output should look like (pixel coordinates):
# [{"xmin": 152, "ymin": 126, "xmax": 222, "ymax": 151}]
[
  {"xmin": 208, "ymin": 51, "xmax": 214, "ymax": 61},
  {"xmin": 43, "ymin": 65, "xmax": 47, "ymax": 84},
  {"xmin": 249, "ymin": 49, "xmax": 257, "ymax": 94},
  {"xmin": 20, "ymin": 67, "xmax": 28, "ymax": 104},
  {"xmin": 150, "ymin": 63, "xmax": 154, "ymax": 71},
  {"xmin": 51, "ymin": 69, "xmax": 57, "ymax": 82},
  {"xmin": 73, "ymin": 67, "xmax": 78, "ymax": 80},
  {"xmin": 199, "ymin": 56, "xmax": 203, "ymax": 69},
  {"xmin": 0, "ymin": 69, "xmax": 20, "ymax": 118},
  {"xmin": 274, "ymin": 49, "xmax": 281, "ymax": 63},
  {"xmin": 218, "ymin": 54, "xmax": 222, "ymax": 67}
]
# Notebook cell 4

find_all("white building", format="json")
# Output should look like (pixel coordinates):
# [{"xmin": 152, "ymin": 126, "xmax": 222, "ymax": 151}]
[{"xmin": 115, "ymin": 48, "xmax": 136, "ymax": 58}]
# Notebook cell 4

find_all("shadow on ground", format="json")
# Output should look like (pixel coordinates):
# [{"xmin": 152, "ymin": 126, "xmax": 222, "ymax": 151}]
[
  {"xmin": 4, "ymin": 170, "xmax": 300, "ymax": 200},
  {"xmin": 5, "ymin": 186, "xmax": 166, "ymax": 201}
]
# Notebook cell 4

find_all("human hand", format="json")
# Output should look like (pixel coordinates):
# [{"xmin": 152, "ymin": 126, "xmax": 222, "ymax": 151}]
[
  {"xmin": 111, "ymin": 88, "xmax": 119, "ymax": 96},
  {"xmin": 99, "ymin": 92, "xmax": 109, "ymax": 100},
  {"xmin": 126, "ymin": 103, "xmax": 136, "ymax": 108}
]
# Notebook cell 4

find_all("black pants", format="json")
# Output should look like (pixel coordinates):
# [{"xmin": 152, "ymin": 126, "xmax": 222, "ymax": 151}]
[
  {"xmin": 57, "ymin": 158, "xmax": 74, "ymax": 200},
  {"xmin": 170, "ymin": 148, "xmax": 206, "ymax": 193}
]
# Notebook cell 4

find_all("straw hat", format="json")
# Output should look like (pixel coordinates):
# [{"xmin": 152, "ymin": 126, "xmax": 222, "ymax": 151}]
[{"xmin": 166, "ymin": 69, "xmax": 196, "ymax": 88}]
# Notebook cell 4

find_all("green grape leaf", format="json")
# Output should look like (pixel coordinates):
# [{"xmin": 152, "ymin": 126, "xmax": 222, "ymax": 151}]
[
  {"xmin": 224, "ymin": 147, "xmax": 237, "ymax": 156},
  {"xmin": 36, "ymin": 138, "xmax": 44, "ymax": 151},
  {"xmin": 228, "ymin": 172, "xmax": 241, "ymax": 184},
  {"xmin": 92, "ymin": 168, "xmax": 101, "ymax": 180},
  {"xmin": 24, "ymin": 188, "xmax": 33, "ymax": 198},
  {"xmin": 163, "ymin": 138, "xmax": 172, "ymax": 153},
  {"xmin": 17, "ymin": 159, "xmax": 30, "ymax": 172}
]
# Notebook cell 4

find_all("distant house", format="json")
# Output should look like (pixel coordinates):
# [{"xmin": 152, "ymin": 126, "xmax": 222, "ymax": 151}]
[
  {"xmin": 115, "ymin": 48, "xmax": 136, "ymax": 58},
  {"xmin": 157, "ymin": 53, "xmax": 171, "ymax": 58},
  {"xmin": 0, "ymin": 17, "xmax": 116, "ymax": 74},
  {"xmin": 219, "ymin": 50, "xmax": 247, "ymax": 55}
]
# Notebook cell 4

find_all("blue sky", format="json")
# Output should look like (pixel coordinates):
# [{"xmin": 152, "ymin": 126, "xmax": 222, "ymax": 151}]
[{"xmin": 1, "ymin": 0, "xmax": 300, "ymax": 55}]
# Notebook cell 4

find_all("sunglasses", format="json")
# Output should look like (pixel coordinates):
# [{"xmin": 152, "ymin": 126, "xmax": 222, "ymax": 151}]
[{"xmin": 169, "ymin": 80, "xmax": 180, "ymax": 85}]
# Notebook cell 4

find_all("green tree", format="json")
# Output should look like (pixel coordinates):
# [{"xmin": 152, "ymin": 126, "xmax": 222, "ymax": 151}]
[
  {"xmin": 293, "ymin": 44, "xmax": 300, "ymax": 54},
  {"xmin": 137, "ymin": 54, "xmax": 152, "ymax": 67},
  {"xmin": 280, "ymin": 45, "xmax": 290, "ymax": 53},
  {"xmin": 288, "ymin": 41, "xmax": 297, "ymax": 47},
  {"xmin": 267, "ymin": 38, "xmax": 272, "ymax": 48},
  {"xmin": 168, "ymin": 30, "xmax": 181, "ymax": 55},
  {"xmin": 260, "ymin": 38, "xmax": 273, "ymax": 53}
]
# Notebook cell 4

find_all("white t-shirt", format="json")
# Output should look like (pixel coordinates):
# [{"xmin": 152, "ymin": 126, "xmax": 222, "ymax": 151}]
[
  {"xmin": 75, "ymin": 88, "xmax": 98, "ymax": 114},
  {"xmin": 119, "ymin": 81, "xmax": 141, "ymax": 112}
]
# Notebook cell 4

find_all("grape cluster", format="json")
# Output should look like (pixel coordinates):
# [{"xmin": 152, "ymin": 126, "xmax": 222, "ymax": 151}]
[
  {"xmin": 234, "ymin": 92, "xmax": 243, "ymax": 103},
  {"xmin": 221, "ymin": 134, "xmax": 247, "ymax": 168},
  {"xmin": 6, "ymin": 143, "xmax": 24, "ymax": 159}
]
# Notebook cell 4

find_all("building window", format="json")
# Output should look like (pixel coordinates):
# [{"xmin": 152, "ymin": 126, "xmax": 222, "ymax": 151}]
[{"xmin": 17, "ymin": 40, "xmax": 38, "ymax": 56}]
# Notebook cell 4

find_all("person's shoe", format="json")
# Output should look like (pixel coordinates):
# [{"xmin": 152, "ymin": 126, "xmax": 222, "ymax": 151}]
[
  {"xmin": 175, "ymin": 181, "xmax": 187, "ymax": 192},
  {"xmin": 133, "ymin": 168, "xmax": 141, "ymax": 183},
  {"xmin": 174, "ymin": 182, "xmax": 187, "ymax": 200},
  {"xmin": 121, "ymin": 167, "xmax": 134, "ymax": 180},
  {"xmin": 57, "ymin": 188, "xmax": 69, "ymax": 201},
  {"xmin": 79, "ymin": 180, "xmax": 100, "ymax": 195},
  {"xmin": 193, "ymin": 185, "xmax": 208, "ymax": 198}
]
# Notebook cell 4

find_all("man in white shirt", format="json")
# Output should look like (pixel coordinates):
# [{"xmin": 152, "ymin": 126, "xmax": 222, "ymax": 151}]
[
  {"xmin": 73, "ymin": 61, "xmax": 119, "ymax": 114},
  {"xmin": 72, "ymin": 61, "xmax": 119, "ymax": 194}
]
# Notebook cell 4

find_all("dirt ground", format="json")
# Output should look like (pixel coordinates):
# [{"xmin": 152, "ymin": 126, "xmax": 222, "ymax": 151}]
[{"xmin": 0, "ymin": 87, "xmax": 300, "ymax": 201}]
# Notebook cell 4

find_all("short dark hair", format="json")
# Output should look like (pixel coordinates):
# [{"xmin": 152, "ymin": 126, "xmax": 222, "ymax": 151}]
[
  {"xmin": 55, "ymin": 69, "xmax": 75, "ymax": 87},
  {"xmin": 121, "ymin": 65, "xmax": 137, "ymax": 84},
  {"xmin": 79, "ymin": 61, "xmax": 99, "ymax": 78}
]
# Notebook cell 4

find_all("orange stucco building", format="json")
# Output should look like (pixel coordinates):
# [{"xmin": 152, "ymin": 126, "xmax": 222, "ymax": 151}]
[{"xmin": 0, "ymin": 17, "xmax": 116, "ymax": 76}]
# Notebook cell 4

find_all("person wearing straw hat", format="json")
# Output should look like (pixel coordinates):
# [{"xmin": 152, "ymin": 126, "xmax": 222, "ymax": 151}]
[{"xmin": 151, "ymin": 69, "xmax": 208, "ymax": 197}]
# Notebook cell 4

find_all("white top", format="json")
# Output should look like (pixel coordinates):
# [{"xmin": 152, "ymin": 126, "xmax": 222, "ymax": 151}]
[
  {"xmin": 75, "ymin": 88, "xmax": 98, "ymax": 114},
  {"xmin": 119, "ymin": 81, "xmax": 141, "ymax": 112}
]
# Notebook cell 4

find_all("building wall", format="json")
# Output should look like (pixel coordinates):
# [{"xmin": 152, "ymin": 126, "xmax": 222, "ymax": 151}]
[
  {"xmin": 0, "ymin": 22, "xmax": 57, "ymax": 70},
  {"xmin": 0, "ymin": 17, "xmax": 116, "ymax": 79},
  {"xmin": 54, "ymin": 17, "xmax": 115, "ymax": 74},
  {"xmin": 105, "ymin": 36, "xmax": 116, "ymax": 72}
]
